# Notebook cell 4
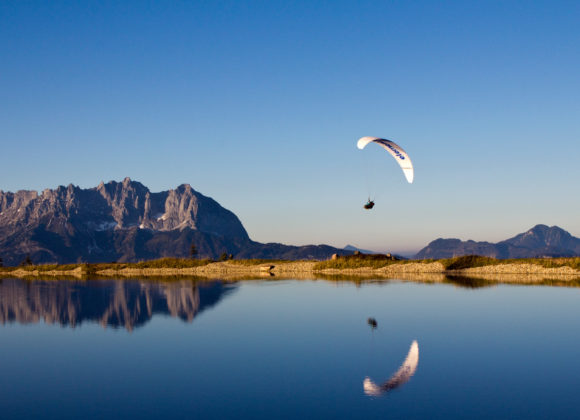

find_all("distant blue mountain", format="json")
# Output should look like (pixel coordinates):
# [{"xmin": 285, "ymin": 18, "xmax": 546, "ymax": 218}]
[
  {"xmin": 415, "ymin": 225, "xmax": 580, "ymax": 259},
  {"xmin": 343, "ymin": 244, "xmax": 376, "ymax": 254},
  {"xmin": 343, "ymin": 245, "xmax": 408, "ymax": 260}
]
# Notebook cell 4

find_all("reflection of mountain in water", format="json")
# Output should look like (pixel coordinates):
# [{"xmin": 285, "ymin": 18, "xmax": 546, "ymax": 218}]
[{"xmin": 0, "ymin": 278, "xmax": 237, "ymax": 331}]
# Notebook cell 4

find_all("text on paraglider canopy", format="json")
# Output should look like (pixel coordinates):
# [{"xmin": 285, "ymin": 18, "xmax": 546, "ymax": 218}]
[{"xmin": 377, "ymin": 140, "xmax": 405, "ymax": 160}]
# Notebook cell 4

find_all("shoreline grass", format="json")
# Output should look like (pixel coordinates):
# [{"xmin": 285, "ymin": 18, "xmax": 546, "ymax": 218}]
[
  {"xmin": 0, "ymin": 257, "xmax": 214, "ymax": 273},
  {"xmin": 1, "ymin": 255, "xmax": 579, "ymax": 275},
  {"xmin": 228, "ymin": 259, "xmax": 293, "ymax": 266},
  {"xmin": 439, "ymin": 255, "xmax": 580, "ymax": 271},
  {"xmin": 313, "ymin": 254, "xmax": 580, "ymax": 271}
]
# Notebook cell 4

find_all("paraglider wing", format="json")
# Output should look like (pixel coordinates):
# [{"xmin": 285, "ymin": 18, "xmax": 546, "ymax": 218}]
[
  {"xmin": 357, "ymin": 137, "xmax": 414, "ymax": 183},
  {"xmin": 363, "ymin": 340, "xmax": 419, "ymax": 396}
]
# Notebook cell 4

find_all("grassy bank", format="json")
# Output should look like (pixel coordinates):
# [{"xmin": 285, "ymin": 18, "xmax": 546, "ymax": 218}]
[
  {"xmin": 439, "ymin": 255, "xmax": 580, "ymax": 270},
  {"xmin": 228, "ymin": 259, "xmax": 292, "ymax": 266},
  {"xmin": 1, "ymin": 255, "xmax": 579, "ymax": 278},
  {"xmin": 0, "ymin": 257, "xmax": 214, "ymax": 275},
  {"xmin": 314, "ymin": 254, "xmax": 580, "ymax": 271}
]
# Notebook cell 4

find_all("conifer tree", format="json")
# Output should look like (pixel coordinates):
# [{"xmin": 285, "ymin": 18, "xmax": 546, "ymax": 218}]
[{"xmin": 189, "ymin": 243, "xmax": 198, "ymax": 259}]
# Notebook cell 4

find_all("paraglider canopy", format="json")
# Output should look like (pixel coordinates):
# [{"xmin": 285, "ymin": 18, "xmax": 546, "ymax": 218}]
[{"xmin": 357, "ymin": 137, "xmax": 414, "ymax": 184}]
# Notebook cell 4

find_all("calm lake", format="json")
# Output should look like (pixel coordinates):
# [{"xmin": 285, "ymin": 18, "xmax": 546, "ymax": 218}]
[{"xmin": 1, "ymin": 277, "xmax": 580, "ymax": 419}]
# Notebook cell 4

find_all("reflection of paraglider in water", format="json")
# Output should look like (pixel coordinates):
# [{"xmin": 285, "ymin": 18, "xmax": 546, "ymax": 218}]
[
  {"xmin": 357, "ymin": 137, "xmax": 414, "ymax": 209},
  {"xmin": 364, "ymin": 340, "xmax": 419, "ymax": 396}
]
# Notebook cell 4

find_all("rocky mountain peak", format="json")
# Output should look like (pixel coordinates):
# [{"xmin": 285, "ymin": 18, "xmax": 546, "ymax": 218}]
[
  {"xmin": 416, "ymin": 225, "xmax": 580, "ymax": 259},
  {"xmin": 0, "ymin": 179, "xmax": 349, "ymax": 265},
  {"xmin": 94, "ymin": 179, "xmax": 151, "ymax": 228},
  {"xmin": 176, "ymin": 183, "xmax": 193, "ymax": 192},
  {"xmin": 0, "ymin": 179, "xmax": 253, "ymax": 264},
  {"xmin": 502, "ymin": 224, "xmax": 574, "ymax": 250}
]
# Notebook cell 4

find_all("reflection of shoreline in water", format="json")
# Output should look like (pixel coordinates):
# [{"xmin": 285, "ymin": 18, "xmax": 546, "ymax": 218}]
[
  {"xmin": 364, "ymin": 340, "xmax": 419, "ymax": 396},
  {"xmin": 312, "ymin": 273, "xmax": 580, "ymax": 289},
  {"xmin": 2, "ymin": 268, "xmax": 580, "ymax": 288},
  {"xmin": 0, "ymin": 279, "xmax": 238, "ymax": 331}
]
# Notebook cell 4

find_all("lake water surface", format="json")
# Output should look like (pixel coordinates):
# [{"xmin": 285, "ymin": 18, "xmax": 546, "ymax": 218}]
[{"xmin": 1, "ymin": 277, "xmax": 580, "ymax": 419}]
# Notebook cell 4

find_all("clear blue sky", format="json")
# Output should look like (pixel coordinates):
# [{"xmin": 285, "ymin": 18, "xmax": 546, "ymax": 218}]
[{"xmin": 1, "ymin": 0, "xmax": 579, "ymax": 254}]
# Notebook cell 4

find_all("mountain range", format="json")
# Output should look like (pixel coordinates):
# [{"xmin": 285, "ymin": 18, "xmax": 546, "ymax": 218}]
[
  {"xmin": 415, "ymin": 224, "xmax": 580, "ymax": 259},
  {"xmin": 1, "ymin": 179, "xmax": 578, "ymax": 265},
  {"xmin": 0, "ymin": 178, "xmax": 351, "ymax": 265}
]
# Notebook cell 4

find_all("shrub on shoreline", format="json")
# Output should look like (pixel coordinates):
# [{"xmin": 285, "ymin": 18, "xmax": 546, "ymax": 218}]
[{"xmin": 313, "ymin": 254, "xmax": 404, "ymax": 270}]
